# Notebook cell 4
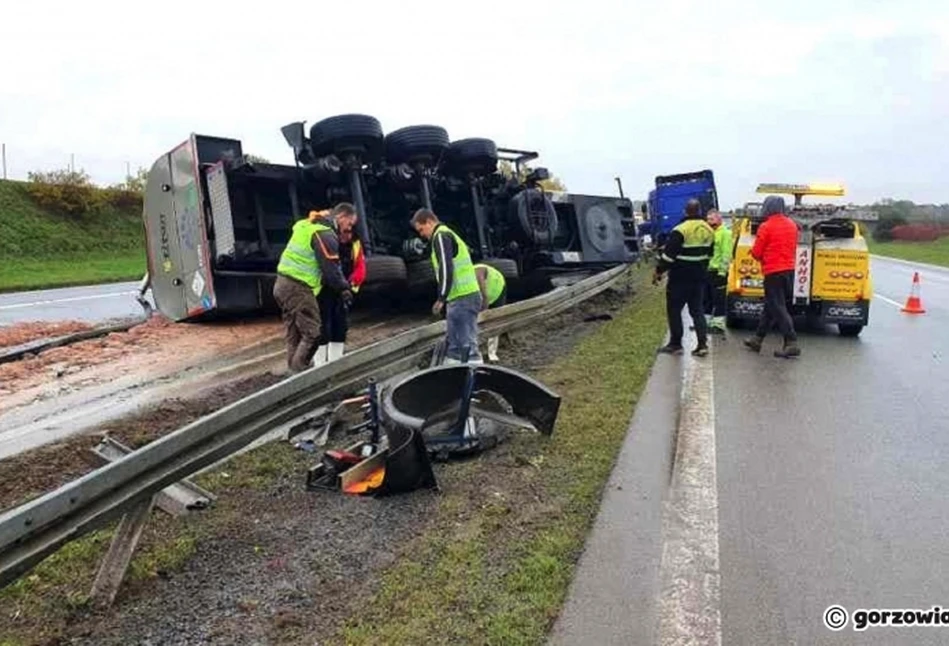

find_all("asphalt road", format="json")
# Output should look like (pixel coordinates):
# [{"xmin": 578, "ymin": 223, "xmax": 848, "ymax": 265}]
[
  {"xmin": 552, "ymin": 255, "xmax": 949, "ymax": 645},
  {"xmin": 0, "ymin": 281, "xmax": 151, "ymax": 326}
]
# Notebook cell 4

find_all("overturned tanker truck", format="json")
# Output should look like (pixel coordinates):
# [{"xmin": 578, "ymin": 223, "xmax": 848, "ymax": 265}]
[{"xmin": 141, "ymin": 114, "xmax": 638, "ymax": 321}]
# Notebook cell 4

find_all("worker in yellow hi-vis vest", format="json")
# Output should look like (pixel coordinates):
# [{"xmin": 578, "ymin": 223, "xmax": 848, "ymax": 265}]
[
  {"xmin": 411, "ymin": 208, "xmax": 483, "ymax": 364},
  {"xmin": 273, "ymin": 203, "xmax": 356, "ymax": 373},
  {"xmin": 474, "ymin": 263, "xmax": 507, "ymax": 362}
]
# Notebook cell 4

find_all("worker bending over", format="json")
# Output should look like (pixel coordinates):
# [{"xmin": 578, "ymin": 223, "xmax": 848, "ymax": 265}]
[
  {"xmin": 411, "ymin": 208, "xmax": 484, "ymax": 364},
  {"xmin": 653, "ymin": 198, "xmax": 715, "ymax": 357},
  {"xmin": 705, "ymin": 209, "xmax": 732, "ymax": 333},
  {"xmin": 313, "ymin": 225, "xmax": 366, "ymax": 366},
  {"xmin": 273, "ymin": 203, "xmax": 355, "ymax": 373},
  {"xmin": 474, "ymin": 263, "xmax": 507, "ymax": 362}
]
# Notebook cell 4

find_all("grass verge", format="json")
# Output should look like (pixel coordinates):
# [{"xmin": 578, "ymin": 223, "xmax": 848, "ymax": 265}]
[
  {"xmin": 335, "ymin": 265, "xmax": 667, "ymax": 646},
  {"xmin": 0, "ymin": 441, "xmax": 295, "ymax": 645},
  {"xmin": 0, "ymin": 250, "xmax": 146, "ymax": 293},
  {"xmin": 867, "ymin": 237, "xmax": 949, "ymax": 268}
]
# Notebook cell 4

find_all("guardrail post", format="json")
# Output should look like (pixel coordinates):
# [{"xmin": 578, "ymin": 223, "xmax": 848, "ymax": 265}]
[{"xmin": 90, "ymin": 496, "xmax": 156, "ymax": 608}]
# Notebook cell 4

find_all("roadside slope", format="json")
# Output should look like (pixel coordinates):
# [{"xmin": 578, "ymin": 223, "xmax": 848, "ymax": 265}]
[{"xmin": 0, "ymin": 180, "xmax": 145, "ymax": 292}]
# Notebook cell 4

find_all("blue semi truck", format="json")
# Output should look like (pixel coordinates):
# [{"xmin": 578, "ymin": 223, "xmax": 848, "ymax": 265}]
[{"xmin": 645, "ymin": 169, "xmax": 719, "ymax": 247}]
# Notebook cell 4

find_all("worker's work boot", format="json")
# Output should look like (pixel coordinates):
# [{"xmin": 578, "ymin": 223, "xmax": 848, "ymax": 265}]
[
  {"xmin": 327, "ymin": 342, "xmax": 345, "ymax": 363},
  {"xmin": 486, "ymin": 336, "xmax": 500, "ymax": 362},
  {"xmin": 774, "ymin": 340, "xmax": 801, "ymax": 359},
  {"xmin": 692, "ymin": 345, "xmax": 709, "ymax": 357},
  {"xmin": 658, "ymin": 343, "xmax": 684, "ymax": 355},
  {"xmin": 743, "ymin": 336, "xmax": 764, "ymax": 353},
  {"xmin": 312, "ymin": 344, "xmax": 328, "ymax": 367}
]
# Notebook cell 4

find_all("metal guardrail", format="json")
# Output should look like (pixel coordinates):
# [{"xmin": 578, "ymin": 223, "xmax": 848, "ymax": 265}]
[{"xmin": 0, "ymin": 264, "xmax": 629, "ymax": 588}]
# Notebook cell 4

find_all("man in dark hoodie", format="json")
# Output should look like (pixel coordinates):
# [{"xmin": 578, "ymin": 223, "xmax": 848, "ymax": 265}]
[
  {"xmin": 744, "ymin": 195, "xmax": 801, "ymax": 358},
  {"xmin": 653, "ymin": 198, "xmax": 715, "ymax": 356}
]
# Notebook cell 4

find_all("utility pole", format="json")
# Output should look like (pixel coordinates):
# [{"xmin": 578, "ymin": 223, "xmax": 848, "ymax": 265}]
[
  {"xmin": 1, "ymin": 143, "xmax": 6, "ymax": 180},
  {"xmin": 70, "ymin": 153, "xmax": 75, "ymax": 172},
  {"xmin": 126, "ymin": 161, "xmax": 131, "ymax": 180}
]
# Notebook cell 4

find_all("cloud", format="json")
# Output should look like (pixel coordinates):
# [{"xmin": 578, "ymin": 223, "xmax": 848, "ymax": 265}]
[{"xmin": 1, "ymin": 0, "xmax": 946, "ymax": 205}]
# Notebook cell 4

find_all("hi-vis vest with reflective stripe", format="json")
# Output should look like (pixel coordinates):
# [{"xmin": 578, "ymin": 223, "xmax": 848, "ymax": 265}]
[
  {"xmin": 475, "ymin": 263, "xmax": 506, "ymax": 305},
  {"xmin": 277, "ymin": 219, "xmax": 331, "ymax": 295},
  {"xmin": 709, "ymin": 225, "xmax": 732, "ymax": 275},
  {"xmin": 431, "ymin": 225, "xmax": 480, "ymax": 301},
  {"xmin": 662, "ymin": 218, "xmax": 715, "ymax": 265}
]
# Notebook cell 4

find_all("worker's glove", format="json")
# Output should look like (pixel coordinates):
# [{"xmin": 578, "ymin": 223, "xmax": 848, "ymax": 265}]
[
  {"xmin": 432, "ymin": 299, "xmax": 444, "ymax": 317},
  {"xmin": 341, "ymin": 290, "xmax": 354, "ymax": 310}
]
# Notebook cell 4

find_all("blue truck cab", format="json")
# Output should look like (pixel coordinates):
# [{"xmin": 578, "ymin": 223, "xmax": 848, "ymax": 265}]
[{"xmin": 647, "ymin": 170, "xmax": 718, "ymax": 247}]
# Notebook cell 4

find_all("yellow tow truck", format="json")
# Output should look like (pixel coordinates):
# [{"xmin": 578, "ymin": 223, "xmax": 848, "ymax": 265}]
[{"xmin": 726, "ymin": 183, "xmax": 875, "ymax": 337}]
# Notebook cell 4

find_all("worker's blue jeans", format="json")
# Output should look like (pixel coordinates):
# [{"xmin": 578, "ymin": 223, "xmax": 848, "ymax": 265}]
[{"xmin": 445, "ymin": 293, "xmax": 483, "ymax": 363}]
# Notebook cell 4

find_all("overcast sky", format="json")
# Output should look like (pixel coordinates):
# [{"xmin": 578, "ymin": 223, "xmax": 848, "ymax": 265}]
[{"xmin": 2, "ymin": 0, "xmax": 946, "ymax": 207}]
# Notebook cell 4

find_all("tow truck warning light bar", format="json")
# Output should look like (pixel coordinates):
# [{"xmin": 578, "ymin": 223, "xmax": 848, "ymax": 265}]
[{"xmin": 756, "ymin": 183, "xmax": 846, "ymax": 197}]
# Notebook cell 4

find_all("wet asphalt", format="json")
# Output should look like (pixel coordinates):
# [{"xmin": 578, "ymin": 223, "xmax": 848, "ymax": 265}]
[
  {"xmin": 0, "ymin": 281, "xmax": 149, "ymax": 325},
  {"xmin": 553, "ymin": 256, "xmax": 949, "ymax": 645}
]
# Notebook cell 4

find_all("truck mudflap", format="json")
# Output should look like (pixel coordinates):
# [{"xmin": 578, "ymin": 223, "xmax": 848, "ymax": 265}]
[
  {"xmin": 727, "ymin": 295, "xmax": 765, "ymax": 321},
  {"xmin": 819, "ymin": 299, "xmax": 870, "ymax": 326},
  {"xmin": 727, "ymin": 294, "xmax": 870, "ymax": 326}
]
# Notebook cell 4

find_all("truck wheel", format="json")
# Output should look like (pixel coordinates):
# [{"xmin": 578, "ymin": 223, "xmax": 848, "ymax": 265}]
[
  {"xmin": 385, "ymin": 125, "xmax": 450, "ymax": 167},
  {"xmin": 838, "ymin": 324, "xmax": 864, "ymax": 337},
  {"xmin": 407, "ymin": 260, "xmax": 436, "ymax": 288},
  {"xmin": 442, "ymin": 138, "xmax": 499, "ymax": 177},
  {"xmin": 481, "ymin": 258, "xmax": 519, "ymax": 280},
  {"xmin": 309, "ymin": 114, "xmax": 384, "ymax": 163},
  {"xmin": 509, "ymin": 188, "xmax": 559, "ymax": 246},
  {"xmin": 364, "ymin": 255, "xmax": 407, "ymax": 284}
]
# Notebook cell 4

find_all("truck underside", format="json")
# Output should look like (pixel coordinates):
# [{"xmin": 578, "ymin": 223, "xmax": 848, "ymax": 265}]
[{"xmin": 143, "ymin": 118, "xmax": 638, "ymax": 322}]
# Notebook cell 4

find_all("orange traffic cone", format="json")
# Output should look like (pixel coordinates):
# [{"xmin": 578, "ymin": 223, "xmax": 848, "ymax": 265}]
[{"xmin": 901, "ymin": 272, "xmax": 926, "ymax": 314}]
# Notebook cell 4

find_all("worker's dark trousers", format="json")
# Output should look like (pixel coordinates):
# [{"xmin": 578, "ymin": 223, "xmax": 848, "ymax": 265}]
[
  {"xmin": 667, "ymin": 277, "xmax": 707, "ymax": 348},
  {"xmin": 317, "ymin": 290, "xmax": 349, "ymax": 344},
  {"xmin": 272, "ymin": 275, "xmax": 321, "ymax": 372},
  {"xmin": 755, "ymin": 270, "xmax": 797, "ymax": 342},
  {"xmin": 705, "ymin": 271, "xmax": 728, "ymax": 317}
]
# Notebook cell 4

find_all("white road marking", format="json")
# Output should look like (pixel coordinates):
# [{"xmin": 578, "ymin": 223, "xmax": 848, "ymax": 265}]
[
  {"xmin": 0, "ymin": 291, "xmax": 137, "ymax": 312},
  {"xmin": 656, "ymin": 341, "xmax": 722, "ymax": 645},
  {"xmin": 873, "ymin": 293, "xmax": 904, "ymax": 309}
]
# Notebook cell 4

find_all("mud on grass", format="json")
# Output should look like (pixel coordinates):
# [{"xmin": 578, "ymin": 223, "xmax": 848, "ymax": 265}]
[{"xmin": 0, "ymin": 267, "xmax": 664, "ymax": 646}]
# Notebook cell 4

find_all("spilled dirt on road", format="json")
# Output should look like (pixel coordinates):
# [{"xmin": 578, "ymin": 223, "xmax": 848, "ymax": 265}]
[
  {"xmin": 0, "ymin": 320, "xmax": 94, "ymax": 349},
  {"xmin": 0, "ymin": 315, "xmax": 284, "ymax": 411}
]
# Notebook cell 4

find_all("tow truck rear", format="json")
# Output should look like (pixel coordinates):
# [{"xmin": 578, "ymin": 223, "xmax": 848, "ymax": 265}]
[{"xmin": 726, "ymin": 183, "xmax": 878, "ymax": 336}]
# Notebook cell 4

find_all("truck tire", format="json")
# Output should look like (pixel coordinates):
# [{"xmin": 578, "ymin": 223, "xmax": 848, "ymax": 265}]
[
  {"xmin": 407, "ymin": 259, "xmax": 436, "ymax": 287},
  {"xmin": 480, "ymin": 258, "xmax": 519, "ymax": 280},
  {"xmin": 509, "ymin": 188, "xmax": 559, "ymax": 246},
  {"xmin": 838, "ymin": 324, "xmax": 863, "ymax": 337},
  {"xmin": 385, "ymin": 125, "xmax": 450, "ymax": 167},
  {"xmin": 442, "ymin": 138, "xmax": 499, "ymax": 177},
  {"xmin": 364, "ymin": 255, "xmax": 407, "ymax": 284},
  {"xmin": 309, "ymin": 114, "xmax": 384, "ymax": 162}
]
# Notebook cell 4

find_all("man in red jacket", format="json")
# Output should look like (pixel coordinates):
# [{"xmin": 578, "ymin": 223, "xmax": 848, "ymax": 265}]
[{"xmin": 744, "ymin": 196, "xmax": 801, "ymax": 358}]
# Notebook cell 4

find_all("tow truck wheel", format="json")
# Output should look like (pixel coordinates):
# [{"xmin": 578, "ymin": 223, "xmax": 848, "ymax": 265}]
[
  {"xmin": 481, "ymin": 258, "xmax": 519, "ymax": 280},
  {"xmin": 838, "ymin": 324, "xmax": 864, "ymax": 337}
]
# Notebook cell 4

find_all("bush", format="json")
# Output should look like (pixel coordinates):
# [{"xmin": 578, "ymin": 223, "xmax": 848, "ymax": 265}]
[
  {"xmin": 26, "ymin": 167, "xmax": 145, "ymax": 217},
  {"xmin": 890, "ymin": 224, "xmax": 941, "ymax": 242},
  {"xmin": 26, "ymin": 168, "xmax": 100, "ymax": 217}
]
